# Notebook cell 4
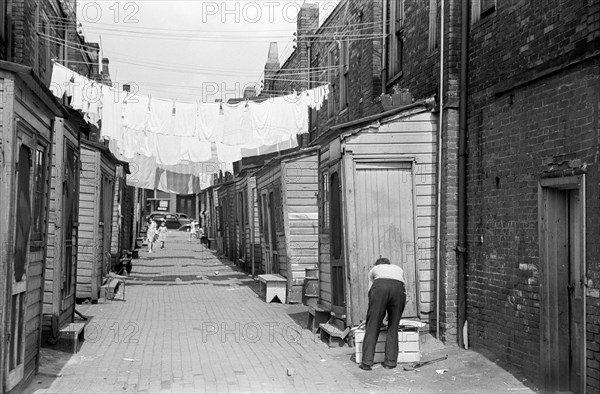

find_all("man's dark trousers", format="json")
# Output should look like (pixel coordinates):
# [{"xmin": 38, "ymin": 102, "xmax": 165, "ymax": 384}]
[{"xmin": 361, "ymin": 279, "xmax": 406, "ymax": 367}]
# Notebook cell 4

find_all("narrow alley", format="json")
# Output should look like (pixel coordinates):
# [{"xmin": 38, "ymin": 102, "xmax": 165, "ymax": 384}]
[{"xmin": 24, "ymin": 233, "xmax": 534, "ymax": 393}]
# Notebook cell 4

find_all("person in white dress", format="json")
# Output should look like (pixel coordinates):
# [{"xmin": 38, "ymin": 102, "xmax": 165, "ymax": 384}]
[{"xmin": 146, "ymin": 219, "xmax": 158, "ymax": 253}]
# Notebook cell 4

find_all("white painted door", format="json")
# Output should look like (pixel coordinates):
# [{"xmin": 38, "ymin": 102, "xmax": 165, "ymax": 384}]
[{"xmin": 352, "ymin": 161, "xmax": 418, "ymax": 319}]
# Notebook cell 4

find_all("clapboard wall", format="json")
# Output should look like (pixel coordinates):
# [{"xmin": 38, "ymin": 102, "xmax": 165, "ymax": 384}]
[{"xmin": 281, "ymin": 151, "xmax": 319, "ymax": 303}]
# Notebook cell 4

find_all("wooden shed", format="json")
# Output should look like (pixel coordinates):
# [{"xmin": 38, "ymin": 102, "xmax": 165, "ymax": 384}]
[
  {"xmin": 76, "ymin": 138, "xmax": 119, "ymax": 301},
  {"xmin": 255, "ymin": 148, "xmax": 319, "ymax": 303},
  {"xmin": 42, "ymin": 107, "xmax": 85, "ymax": 343},
  {"xmin": 315, "ymin": 100, "xmax": 438, "ymax": 327},
  {"xmin": 0, "ymin": 62, "xmax": 62, "ymax": 392}
]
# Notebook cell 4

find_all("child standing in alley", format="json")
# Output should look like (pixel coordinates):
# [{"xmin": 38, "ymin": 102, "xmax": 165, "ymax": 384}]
[
  {"xmin": 189, "ymin": 220, "xmax": 196, "ymax": 242},
  {"xmin": 146, "ymin": 219, "xmax": 158, "ymax": 253},
  {"xmin": 158, "ymin": 221, "xmax": 168, "ymax": 249}
]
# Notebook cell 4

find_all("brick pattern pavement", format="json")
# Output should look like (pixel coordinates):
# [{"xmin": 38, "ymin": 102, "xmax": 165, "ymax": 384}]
[
  {"xmin": 24, "ymin": 233, "xmax": 536, "ymax": 393},
  {"xmin": 26, "ymin": 233, "xmax": 367, "ymax": 393}
]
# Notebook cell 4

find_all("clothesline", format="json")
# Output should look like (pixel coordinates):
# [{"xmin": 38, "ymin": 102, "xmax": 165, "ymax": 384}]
[{"xmin": 48, "ymin": 62, "xmax": 327, "ymax": 192}]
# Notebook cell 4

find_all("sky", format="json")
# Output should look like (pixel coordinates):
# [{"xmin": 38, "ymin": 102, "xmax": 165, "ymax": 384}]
[{"xmin": 76, "ymin": 0, "xmax": 341, "ymax": 102}]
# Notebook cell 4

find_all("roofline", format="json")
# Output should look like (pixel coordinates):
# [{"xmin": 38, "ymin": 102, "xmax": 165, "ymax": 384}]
[
  {"xmin": 254, "ymin": 146, "xmax": 319, "ymax": 176},
  {"xmin": 0, "ymin": 60, "xmax": 67, "ymax": 117},
  {"xmin": 309, "ymin": 97, "xmax": 436, "ymax": 147}
]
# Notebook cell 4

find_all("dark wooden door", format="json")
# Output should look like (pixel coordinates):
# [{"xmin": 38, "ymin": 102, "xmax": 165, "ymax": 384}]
[
  {"xmin": 329, "ymin": 167, "xmax": 345, "ymax": 312},
  {"xmin": 540, "ymin": 178, "xmax": 585, "ymax": 393}
]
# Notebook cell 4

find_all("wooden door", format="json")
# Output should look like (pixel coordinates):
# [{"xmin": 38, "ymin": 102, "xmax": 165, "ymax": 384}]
[
  {"xmin": 102, "ymin": 176, "xmax": 114, "ymax": 275},
  {"xmin": 238, "ymin": 190, "xmax": 247, "ymax": 260},
  {"xmin": 329, "ymin": 164, "xmax": 345, "ymax": 313},
  {"xmin": 62, "ymin": 145, "xmax": 78, "ymax": 308},
  {"xmin": 352, "ymin": 161, "xmax": 418, "ymax": 321},
  {"xmin": 6, "ymin": 142, "xmax": 33, "ymax": 391},
  {"xmin": 539, "ymin": 177, "xmax": 586, "ymax": 393}
]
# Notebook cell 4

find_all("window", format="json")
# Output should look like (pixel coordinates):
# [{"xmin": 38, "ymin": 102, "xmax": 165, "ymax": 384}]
[
  {"xmin": 309, "ymin": 54, "xmax": 319, "ymax": 140},
  {"xmin": 32, "ymin": 147, "xmax": 47, "ymax": 241},
  {"xmin": 340, "ymin": 40, "xmax": 349, "ymax": 110},
  {"xmin": 320, "ymin": 171, "xmax": 329, "ymax": 231},
  {"xmin": 257, "ymin": 195, "xmax": 263, "ymax": 235},
  {"xmin": 36, "ymin": 7, "xmax": 48, "ymax": 78},
  {"xmin": 243, "ymin": 190, "xmax": 249, "ymax": 225},
  {"xmin": 327, "ymin": 45, "xmax": 338, "ymax": 118},
  {"xmin": 386, "ymin": 0, "xmax": 404, "ymax": 80},
  {"xmin": 428, "ymin": 0, "xmax": 440, "ymax": 51},
  {"xmin": 274, "ymin": 185, "xmax": 283, "ymax": 233},
  {"xmin": 237, "ymin": 191, "xmax": 244, "ymax": 225},
  {"xmin": 471, "ymin": 0, "xmax": 496, "ymax": 24}
]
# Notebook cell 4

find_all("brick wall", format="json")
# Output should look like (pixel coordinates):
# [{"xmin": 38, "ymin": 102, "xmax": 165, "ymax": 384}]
[
  {"xmin": 9, "ymin": 0, "xmax": 98, "ymax": 84},
  {"xmin": 467, "ymin": 0, "xmax": 600, "ymax": 389}
]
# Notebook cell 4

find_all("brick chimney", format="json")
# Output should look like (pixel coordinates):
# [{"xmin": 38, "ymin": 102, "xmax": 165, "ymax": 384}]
[
  {"xmin": 296, "ymin": 3, "xmax": 319, "ymax": 90},
  {"xmin": 101, "ymin": 58, "xmax": 112, "ymax": 86}
]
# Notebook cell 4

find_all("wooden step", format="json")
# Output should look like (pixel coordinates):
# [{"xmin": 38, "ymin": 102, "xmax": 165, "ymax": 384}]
[
  {"xmin": 319, "ymin": 323, "xmax": 350, "ymax": 347},
  {"xmin": 54, "ymin": 322, "xmax": 87, "ymax": 354}
]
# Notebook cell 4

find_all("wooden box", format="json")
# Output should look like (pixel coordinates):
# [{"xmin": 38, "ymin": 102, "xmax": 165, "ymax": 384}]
[{"xmin": 354, "ymin": 328, "xmax": 421, "ymax": 363}]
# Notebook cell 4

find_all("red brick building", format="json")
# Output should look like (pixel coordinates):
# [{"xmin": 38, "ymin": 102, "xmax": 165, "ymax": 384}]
[{"xmin": 466, "ymin": 1, "xmax": 600, "ymax": 392}]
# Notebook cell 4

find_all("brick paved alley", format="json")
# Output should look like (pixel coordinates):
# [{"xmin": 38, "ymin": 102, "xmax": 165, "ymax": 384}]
[{"xmin": 23, "ymin": 233, "xmax": 536, "ymax": 393}]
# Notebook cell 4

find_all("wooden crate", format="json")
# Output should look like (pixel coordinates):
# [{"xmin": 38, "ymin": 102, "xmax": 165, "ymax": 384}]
[{"xmin": 354, "ymin": 328, "xmax": 421, "ymax": 363}]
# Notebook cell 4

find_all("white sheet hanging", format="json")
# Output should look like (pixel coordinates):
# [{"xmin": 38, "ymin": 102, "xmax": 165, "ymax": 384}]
[
  {"xmin": 196, "ymin": 102, "xmax": 224, "ymax": 142},
  {"xmin": 100, "ymin": 86, "xmax": 126, "ymax": 141},
  {"xmin": 49, "ymin": 62, "xmax": 73, "ymax": 98},
  {"xmin": 181, "ymin": 138, "xmax": 212, "ymax": 162},
  {"xmin": 215, "ymin": 142, "xmax": 242, "ymax": 163},
  {"xmin": 70, "ymin": 73, "xmax": 87, "ymax": 111},
  {"xmin": 84, "ymin": 82, "xmax": 102, "ymax": 127},
  {"xmin": 123, "ymin": 94, "xmax": 150, "ymax": 131},
  {"xmin": 174, "ymin": 101, "xmax": 198, "ymax": 137}
]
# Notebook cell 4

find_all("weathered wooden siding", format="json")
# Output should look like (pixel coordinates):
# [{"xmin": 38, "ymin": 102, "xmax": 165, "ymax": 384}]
[
  {"xmin": 235, "ymin": 175, "xmax": 248, "ymax": 265},
  {"xmin": 282, "ymin": 153, "xmax": 319, "ymax": 303},
  {"xmin": 44, "ymin": 120, "xmax": 80, "ymax": 336},
  {"xmin": 76, "ymin": 147, "xmax": 99, "ymax": 299},
  {"xmin": 110, "ymin": 167, "xmax": 126, "ymax": 265},
  {"xmin": 248, "ymin": 178, "xmax": 263, "ymax": 275},
  {"xmin": 342, "ymin": 110, "xmax": 437, "ymax": 323},
  {"xmin": 100, "ymin": 154, "xmax": 116, "ymax": 285}
]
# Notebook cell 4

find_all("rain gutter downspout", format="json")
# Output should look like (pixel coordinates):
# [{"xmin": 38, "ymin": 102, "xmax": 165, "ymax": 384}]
[
  {"xmin": 435, "ymin": 0, "xmax": 445, "ymax": 342},
  {"xmin": 457, "ymin": 0, "xmax": 469, "ymax": 349}
]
